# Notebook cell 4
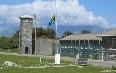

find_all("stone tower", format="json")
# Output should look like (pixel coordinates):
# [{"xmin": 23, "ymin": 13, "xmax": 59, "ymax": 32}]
[{"xmin": 19, "ymin": 15, "xmax": 34, "ymax": 54}]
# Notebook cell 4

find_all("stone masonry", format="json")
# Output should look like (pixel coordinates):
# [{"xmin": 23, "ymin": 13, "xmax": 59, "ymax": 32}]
[{"xmin": 19, "ymin": 15, "xmax": 34, "ymax": 54}]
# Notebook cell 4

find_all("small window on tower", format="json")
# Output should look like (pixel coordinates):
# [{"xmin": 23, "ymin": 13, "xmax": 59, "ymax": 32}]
[
  {"xmin": 29, "ymin": 20, "xmax": 32, "ymax": 22},
  {"xmin": 21, "ymin": 19, "xmax": 24, "ymax": 22},
  {"xmin": 25, "ymin": 19, "xmax": 28, "ymax": 22}
]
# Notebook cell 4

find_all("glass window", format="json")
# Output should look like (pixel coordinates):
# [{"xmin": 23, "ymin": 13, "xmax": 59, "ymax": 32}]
[{"xmin": 113, "ymin": 38, "xmax": 116, "ymax": 49}]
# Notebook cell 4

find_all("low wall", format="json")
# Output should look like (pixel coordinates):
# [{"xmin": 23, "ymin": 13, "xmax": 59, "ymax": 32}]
[{"xmin": 35, "ymin": 39, "xmax": 59, "ymax": 55}]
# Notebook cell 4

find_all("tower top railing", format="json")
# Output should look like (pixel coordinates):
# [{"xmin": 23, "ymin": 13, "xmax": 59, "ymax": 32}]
[{"xmin": 19, "ymin": 15, "xmax": 34, "ymax": 19}]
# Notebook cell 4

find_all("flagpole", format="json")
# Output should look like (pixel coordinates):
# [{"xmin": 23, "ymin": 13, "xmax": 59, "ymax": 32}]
[
  {"xmin": 55, "ymin": 0, "xmax": 58, "ymax": 37},
  {"xmin": 54, "ymin": 0, "xmax": 60, "ymax": 65},
  {"xmin": 34, "ymin": 15, "xmax": 36, "ymax": 55},
  {"xmin": 55, "ymin": 0, "xmax": 58, "ymax": 54}
]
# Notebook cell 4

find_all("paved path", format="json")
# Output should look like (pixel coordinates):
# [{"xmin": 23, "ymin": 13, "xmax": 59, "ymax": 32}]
[
  {"xmin": 88, "ymin": 60, "xmax": 116, "ymax": 67},
  {"xmin": 0, "ymin": 52, "xmax": 116, "ymax": 67}
]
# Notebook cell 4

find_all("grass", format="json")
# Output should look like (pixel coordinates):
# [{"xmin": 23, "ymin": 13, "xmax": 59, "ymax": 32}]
[
  {"xmin": 0, "ymin": 48, "xmax": 18, "ymax": 53},
  {"xmin": 0, "ymin": 66, "xmax": 111, "ymax": 73},
  {"xmin": 0, "ymin": 65, "xmax": 113, "ymax": 73},
  {"xmin": 0, "ymin": 54, "xmax": 114, "ymax": 73},
  {"xmin": 0, "ymin": 55, "xmax": 72, "ymax": 67}
]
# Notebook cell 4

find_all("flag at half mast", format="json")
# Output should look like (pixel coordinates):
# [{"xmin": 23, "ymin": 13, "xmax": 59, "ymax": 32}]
[{"xmin": 49, "ymin": 15, "xmax": 55, "ymax": 26}]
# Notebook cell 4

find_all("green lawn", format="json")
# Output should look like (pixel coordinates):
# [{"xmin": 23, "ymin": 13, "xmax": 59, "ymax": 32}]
[
  {"xmin": 0, "ymin": 66, "xmax": 111, "ymax": 73},
  {"xmin": 0, "ymin": 48, "xmax": 18, "ymax": 53},
  {"xmin": 0, "ymin": 55, "xmax": 72, "ymax": 67},
  {"xmin": 0, "ymin": 55, "xmax": 114, "ymax": 73}
]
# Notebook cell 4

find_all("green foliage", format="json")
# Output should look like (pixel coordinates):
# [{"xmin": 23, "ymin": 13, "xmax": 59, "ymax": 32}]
[
  {"xmin": 81, "ymin": 29, "xmax": 91, "ymax": 34},
  {"xmin": 61, "ymin": 31, "xmax": 73, "ymax": 38},
  {"xmin": 0, "ymin": 31, "xmax": 19, "ymax": 49},
  {"xmin": 112, "ymin": 66, "xmax": 116, "ymax": 70},
  {"xmin": 11, "ymin": 31, "xmax": 19, "ymax": 48},
  {"xmin": 32, "ymin": 27, "xmax": 56, "ymax": 39},
  {"xmin": 0, "ymin": 36, "xmax": 12, "ymax": 49}
]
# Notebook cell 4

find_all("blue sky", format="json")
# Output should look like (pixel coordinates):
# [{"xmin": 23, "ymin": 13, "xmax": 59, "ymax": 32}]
[
  {"xmin": 0, "ymin": 0, "xmax": 34, "ymax": 5},
  {"xmin": 79, "ymin": 0, "xmax": 116, "ymax": 28},
  {"xmin": 0, "ymin": 0, "xmax": 116, "ymax": 32}
]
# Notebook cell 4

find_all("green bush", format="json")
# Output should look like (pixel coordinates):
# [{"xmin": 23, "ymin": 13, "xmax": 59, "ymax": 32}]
[{"xmin": 112, "ymin": 66, "xmax": 116, "ymax": 70}]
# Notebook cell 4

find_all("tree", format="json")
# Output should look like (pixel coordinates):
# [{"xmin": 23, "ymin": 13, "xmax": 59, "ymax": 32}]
[
  {"xmin": 47, "ymin": 28, "xmax": 56, "ymax": 39},
  {"xmin": 11, "ymin": 31, "xmax": 19, "ymax": 48},
  {"xmin": 0, "ymin": 36, "xmax": 12, "ymax": 49},
  {"xmin": 32, "ymin": 27, "xmax": 56, "ymax": 39},
  {"xmin": 0, "ymin": 30, "xmax": 19, "ymax": 49},
  {"xmin": 61, "ymin": 31, "xmax": 73, "ymax": 38},
  {"xmin": 81, "ymin": 29, "xmax": 91, "ymax": 34}
]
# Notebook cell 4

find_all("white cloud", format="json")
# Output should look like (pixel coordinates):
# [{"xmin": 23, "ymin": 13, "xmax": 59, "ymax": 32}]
[{"xmin": 0, "ymin": 0, "xmax": 109, "ymax": 30}]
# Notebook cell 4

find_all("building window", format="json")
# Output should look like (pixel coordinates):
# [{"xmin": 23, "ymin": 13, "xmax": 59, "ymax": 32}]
[
  {"xmin": 113, "ymin": 38, "xmax": 116, "ymax": 49},
  {"xmin": 104, "ymin": 38, "xmax": 111, "ymax": 49}
]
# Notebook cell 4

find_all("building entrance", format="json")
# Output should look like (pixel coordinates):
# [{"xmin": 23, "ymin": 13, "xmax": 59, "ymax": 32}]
[{"xmin": 25, "ymin": 47, "xmax": 28, "ymax": 54}]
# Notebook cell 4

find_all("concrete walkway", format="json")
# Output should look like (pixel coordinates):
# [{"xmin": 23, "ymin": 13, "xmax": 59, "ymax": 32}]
[
  {"xmin": 88, "ymin": 60, "xmax": 116, "ymax": 67},
  {"xmin": 0, "ymin": 52, "xmax": 116, "ymax": 67}
]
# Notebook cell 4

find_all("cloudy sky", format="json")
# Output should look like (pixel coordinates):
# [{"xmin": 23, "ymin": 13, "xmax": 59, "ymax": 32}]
[{"xmin": 0, "ymin": 0, "xmax": 116, "ymax": 32}]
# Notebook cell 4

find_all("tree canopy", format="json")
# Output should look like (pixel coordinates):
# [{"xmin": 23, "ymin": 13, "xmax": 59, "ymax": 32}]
[
  {"xmin": 0, "ymin": 30, "xmax": 19, "ymax": 49},
  {"xmin": 61, "ymin": 31, "xmax": 73, "ymax": 38},
  {"xmin": 81, "ymin": 29, "xmax": 91, "ymax": 34},
  {"xmin": 32, "ymin": 27, "xmax": 56, "ymax": 39}
]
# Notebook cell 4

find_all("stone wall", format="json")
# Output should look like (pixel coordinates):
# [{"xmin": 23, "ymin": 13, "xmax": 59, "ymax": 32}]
[
  {"xmin": 35, "ymin": 39, "xmax": 59, "ymax": 55},
  {"xmin": 19, "ymin": 18, "xmax": 33, "ymax": 54}
]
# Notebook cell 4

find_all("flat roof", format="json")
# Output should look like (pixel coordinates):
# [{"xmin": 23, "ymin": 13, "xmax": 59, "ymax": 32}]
[
  {"xmin": 19, "ymin": 15, "xmax": 34, "ymax": 19},
  {"xmin": 97, "ymin": 29, "xmax": 116, "ymax": 37},
  {"xmin": 60, "ymin": 34, "xmax": 101, "ymax": 41}
]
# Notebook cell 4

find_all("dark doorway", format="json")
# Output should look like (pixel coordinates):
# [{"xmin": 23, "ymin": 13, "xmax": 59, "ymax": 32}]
[{"xmin": 25, "ymin": 47, "xmax": 28, "ymax": 54}]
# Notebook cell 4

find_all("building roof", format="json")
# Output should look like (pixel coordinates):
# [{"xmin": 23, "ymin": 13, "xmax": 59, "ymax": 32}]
[
  {"xmin": 97, "ymin": 29, "xmax": 116, "ymax": 37},
  {"xmin": 60, "ymin": 34, "xmax": 101, "ymax": 41},
  {"xmin": 19, "ymin": 15, "xmax": 34, "ymax": 19}
]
